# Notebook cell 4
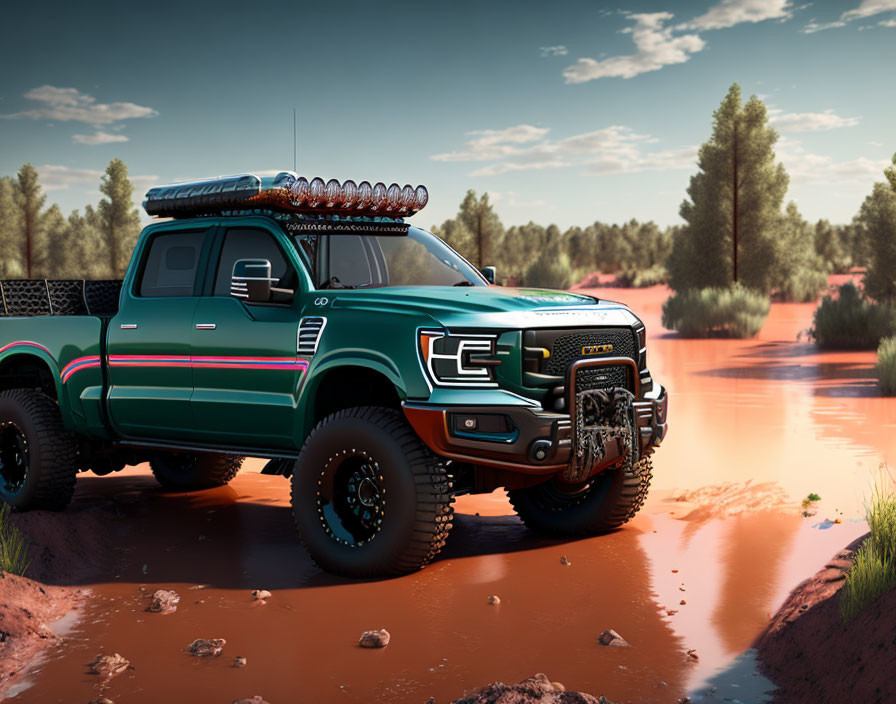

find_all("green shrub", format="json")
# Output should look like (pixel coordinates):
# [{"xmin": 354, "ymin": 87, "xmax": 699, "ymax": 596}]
[
  {"xmin": 775, "ymin": 265, "xmax": 828, "ymax": 303},
  {"xmin": 524, "ymin": 251, "xmax": 573, "ymax": 290},
  {"xmin": 877, "ymin": 337, "xmax": 896, "ymax": 396},
  {"xmin": 616, "ymin": 264, "xmax": 668, "ymax": 288},
  {"xmin": 810, "ymin": 283, "xmax": 896, "ymax": 350},
  {"xmin": 661, "ymin": 285, "xmax": 770, "ymax": 338},
  {"xmin": 0, "ymin": 503, "xmax": 30, "ymax": 576},
  {"xmin": 841, "ymin": 469, "xmax": 896, "ymax": 621}
]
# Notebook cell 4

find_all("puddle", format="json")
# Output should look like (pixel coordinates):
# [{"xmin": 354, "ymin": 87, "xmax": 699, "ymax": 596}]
[{"xmin": 8, "ymin": 282, "xmax": 894, "ymax": 703}]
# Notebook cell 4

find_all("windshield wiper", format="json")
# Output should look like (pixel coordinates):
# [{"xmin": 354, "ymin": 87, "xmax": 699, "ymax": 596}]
[{"xmin": 320, "ymin": 276, "xmax": 354, "ymax": 290}]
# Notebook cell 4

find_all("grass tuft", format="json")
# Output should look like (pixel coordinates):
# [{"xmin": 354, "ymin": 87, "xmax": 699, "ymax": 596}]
[
  {"xmin": 876, "ymin": 337, "xmax": 896, "ymax": 396},
  {"xmin": 661, "ymin": 284, "xmax": 770, "ymax": 338},
  {"xmin": 841, "ymin": 466, "xmax": 896, "ymax": 622},
  {"xmin": 0, "ymin": 503, "xmax": 30, "ymax": 576}
]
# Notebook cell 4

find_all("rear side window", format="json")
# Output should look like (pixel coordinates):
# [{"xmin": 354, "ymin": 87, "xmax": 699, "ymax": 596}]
[
  {"xmin": 213, "ymin": 228, "xmax": 293, "ymax": 296},
  {"xmin": 138, "ymin": 231, "xmax": 206, "ymax": 297}
]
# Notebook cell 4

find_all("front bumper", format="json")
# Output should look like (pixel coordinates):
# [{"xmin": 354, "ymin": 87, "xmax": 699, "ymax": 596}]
[{"xmin": 403, "ymin": 384, "xmax": 667, "ymax": 477}]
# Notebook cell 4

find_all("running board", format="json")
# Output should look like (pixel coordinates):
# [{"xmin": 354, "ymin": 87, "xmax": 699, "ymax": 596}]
[{"xmin": 114, "ymin": 438, "xmax": 300, "ymax": 461}]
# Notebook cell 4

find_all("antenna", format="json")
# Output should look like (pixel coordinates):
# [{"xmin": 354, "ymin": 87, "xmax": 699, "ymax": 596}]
[{"xmin": 293, "ymin": 107, "xmax": 297, "ymax": 172}]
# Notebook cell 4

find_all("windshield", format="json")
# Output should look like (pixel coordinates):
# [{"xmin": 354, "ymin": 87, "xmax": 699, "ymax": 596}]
[{"xmin": 292, "ymin": 227, "xmax": 486, "ymax": 289}]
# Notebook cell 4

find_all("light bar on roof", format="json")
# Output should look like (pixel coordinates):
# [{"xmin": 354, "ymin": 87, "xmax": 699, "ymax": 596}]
[{"xmin": 143, "ymin": 171, "xmax": 429, "ymax": 219}]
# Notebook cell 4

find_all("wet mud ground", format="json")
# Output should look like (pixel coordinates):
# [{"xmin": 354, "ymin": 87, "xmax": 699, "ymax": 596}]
[{"xmin": 8, "ymin": 281, "xmax": 896, "ymax": 703}]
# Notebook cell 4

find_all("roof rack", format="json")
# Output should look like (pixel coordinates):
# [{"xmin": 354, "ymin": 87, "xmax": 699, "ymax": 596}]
[{"xmin": 143, "ymin": 172, "xmax": 428, "ymax": 220}]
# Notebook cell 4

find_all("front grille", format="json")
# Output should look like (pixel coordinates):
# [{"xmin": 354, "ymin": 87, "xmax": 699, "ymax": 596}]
[
  {"xmin": 544, "ymin": 328, "xmax": 637, "ymax": 376},
  {"xmin": 575, "ymin": 365, "xmax": 629, "ymax": 393}
]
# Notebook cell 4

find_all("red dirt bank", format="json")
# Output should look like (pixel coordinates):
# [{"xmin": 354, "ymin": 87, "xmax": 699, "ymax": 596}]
[{"xmin": 756, "ymin": 534, "xmax": 896, "ymax": 704}]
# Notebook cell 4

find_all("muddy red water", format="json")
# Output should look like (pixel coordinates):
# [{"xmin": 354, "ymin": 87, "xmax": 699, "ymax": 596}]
[{"xmin": 9, "ymin": 281, "xmax": 895, "ymax": 704}]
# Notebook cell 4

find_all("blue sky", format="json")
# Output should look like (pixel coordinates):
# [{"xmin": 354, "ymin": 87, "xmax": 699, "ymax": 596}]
[{"xmin": 1, "ymin": 0, "xmax": 894, "ymax": 229}]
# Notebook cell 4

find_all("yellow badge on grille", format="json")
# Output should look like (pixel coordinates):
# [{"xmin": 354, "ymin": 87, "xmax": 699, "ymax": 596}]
[{"xmin": 581, "ymin": 344, "xmax": 614, "ymax": 356}]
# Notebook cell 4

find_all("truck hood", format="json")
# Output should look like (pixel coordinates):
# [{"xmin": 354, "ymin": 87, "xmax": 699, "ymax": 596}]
[{"xmin": 328, "ymin": 286, "xmax": 641, "ymax": 329}]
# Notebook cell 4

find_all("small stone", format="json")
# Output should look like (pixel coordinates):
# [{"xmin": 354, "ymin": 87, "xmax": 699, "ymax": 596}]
[
  {"xmin": 148, "ymin": 589, "xmax": 180, "ymax": 614},
  {"xmin": 188, "ymin": 638, "xmax": 226, "ymax": 657},
  {"xmin": 560, "ymin": 555, "xmax": 571, "ymax": 566},
  {"xmin": 487, "ymin": 595, "xmax": 501, "ymax": 606},
  {"xmin": 233, "ymin": 656, "xmax": 247, "ymax": 668},
  {"xmin": 666, "ymin": 609, "xmax": 678, "ymax": 616},
  {"xmin": 598, "ymin": 629, "xmax": 630, "ymax": 647},
  {"xmin": 551, "ymin": 681, "xmax": 566, "ymax": 691},
  {"xmin": 671, "ymin": 569, "xmax": 678, "ymax": 573},
  {"xmin": 89, "ymin": 698, "xmax": 116, "ymax": 704},
  {"xmin": 252, "ymin": 589, "xmax": 271, "ymax": 601},
  {"xmin": 87, "ymin": 653, "xmax": 130, "ymax": 679},
  {"xmin": 686, "ymin": 648, "xmax": 699, "ymax": 661},
  {"xmin": 679, "ymin": 586, "xmax": 686, "ymax": 591},
  {"xmin": 189, "ymin": 584, "xmax": 208, "ymax": 591},
  {"xmin": 232, "ymin": 697, "xmax": 270, "ymax": 704},
  {"xmin": 680, "ymin": 600, "xmax": 687, "ymax": 605},
  {"xmin": 359, "ymin": 629, "xmax": 390, "ymax": 648}
]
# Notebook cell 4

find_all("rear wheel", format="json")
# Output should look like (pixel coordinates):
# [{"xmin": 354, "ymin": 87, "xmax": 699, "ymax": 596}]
[
  {"xmin": 150, "ymin": 453, "xmax": 243, "ymax": 489},
  {"xmin": 0, "ymin": 389, "xmax": 78, "ymax": 511},
  {"xmin": 508, "ymin": 456, "xmax": 653, "ymax": 536},
  {"xmin": 291, "ymin": 406, "xmax": 453, "ymax": 577}
]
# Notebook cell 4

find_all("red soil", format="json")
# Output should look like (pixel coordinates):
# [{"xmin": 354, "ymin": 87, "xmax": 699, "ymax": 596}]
[{"xmin": 755, "ymin": 535, "xmax": 896, "ymax": 704}]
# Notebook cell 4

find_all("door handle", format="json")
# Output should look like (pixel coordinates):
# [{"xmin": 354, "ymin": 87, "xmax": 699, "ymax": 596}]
[
  {"xmin": 120, "ymin": 324, "xmax": 138, "ymax": 329},
  {"xmin": 195, "ymin": 323, "xmax": 217, "ymax": 330}
]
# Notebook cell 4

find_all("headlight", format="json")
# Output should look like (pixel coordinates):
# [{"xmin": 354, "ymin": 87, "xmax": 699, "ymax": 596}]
[{"xmin": 418, "ymin": 331, "xmax": 499, "ymax": 387}]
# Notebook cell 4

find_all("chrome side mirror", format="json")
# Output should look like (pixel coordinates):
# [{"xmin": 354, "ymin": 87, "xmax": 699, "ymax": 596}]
[{"xmin": 232, "ymin": 258, "xmax": 272, "ymax": 303}]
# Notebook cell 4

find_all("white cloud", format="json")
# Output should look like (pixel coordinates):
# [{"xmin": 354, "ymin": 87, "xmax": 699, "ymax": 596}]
[
  {"xmin": 72, "ymin": 131, "xmax": 130, "ymax": 145},
  {"xmin": 776, "ymin": 136, "xmax": 889, "ymax": 185},
  {"xmin": 768, "ymin": 108, "xmax": 860, "ymax": 131},
  {"xmin": 540, "ymin": 45, "xmax": 568, "ymax": 57},
  {"xmin": 36, "ymin": 164, "xmax": 157, "ymax": 195},
  {"xmin": 683, "ymin": 0, "xmax": 794, "ymax": 30},
  {"xmin": 432, "ymin": 123, "xmax": 696, "ymax": 177},
  {"xmin": 803, "ymin": 0, "xmax": 896, "ymax": 32},
  {"xmin": 2, "ymin": 85, "xmax": 157, "ymax": 125},
  {"xmin": 564, "ymin": 13, "xmax": 705, "ymax": 82}
]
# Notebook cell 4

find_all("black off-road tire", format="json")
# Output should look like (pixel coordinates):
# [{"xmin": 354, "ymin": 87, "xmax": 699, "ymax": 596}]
[
  {"xmin": 0, "ymin": 389, "xmax": 78, "ymax": 511},
  {"xmin": 150, "ymin": 453, "xmax": 243, "ymax": 490},
  {"xmin": 291, "ymin": 406, "xmax": 453, "ymax": 578},
  {"xmin": 508, "ymin": 455, "xmax": 653, "ymax": 537}
]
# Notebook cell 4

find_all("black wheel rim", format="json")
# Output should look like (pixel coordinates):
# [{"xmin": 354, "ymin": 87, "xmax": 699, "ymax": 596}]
[
  {"xmin": 0, "ymin": 421, "xmax": 29, "ymax": 496},
  {"xmin": 317, "ymin": 450, "xmax": 386, "ymax": 547}
]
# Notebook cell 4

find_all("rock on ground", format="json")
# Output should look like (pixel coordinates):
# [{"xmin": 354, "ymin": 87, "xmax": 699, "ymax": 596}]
[
  {"xmin": 597, "ymin": 630, "xmax": 629, "ymax": 647},
  {"xmin": 359, "ymin": 629, "xmax": 390, "ymax": 648},
  {"xmin": 450, "ymin": 673, "xmax": 612, "ymax": 704},
  {"xmin": 251, "ymin": 589, "xmax": 271, "ymax": 601},
  {"xmin": 232, "ymin": 697, "xmax": 270, "ymax": 704},
  {"xmin": 87, "ymin": 653, "xmax": 131, "ymax": 679},
  {"xmin": 147, "ymin": 589, "xmax": 180, "ymax": 614},
  {"xmin": 188, "ymin": 638, "xmax": 226, "ymax": 657}
]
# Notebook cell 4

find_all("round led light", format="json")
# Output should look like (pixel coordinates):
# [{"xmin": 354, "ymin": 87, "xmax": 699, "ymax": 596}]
[
  {"xmin": 399, "ymin": 184, "xmax": 415, "ymax": 213},
  {"xmin": 324, "ymin": 178, "xmax": 342, "ymax": 207},
  {"xmin": 414, "ymin": 185, "xmax": 429, "ymax": 212},
  {"xmin": 273, "ymin": 171, "xmax": 297, "ymax": 190},
  {"xmin": 386, "ymin": 183, "xmax": 402, "ymax": 212},
  {"xmin": 308, "ymin": 177, "xmax": 325, "ymax": 207},
  {"xmin": 356, "ymin": 181, "xmax": 373, "ymax": 210},
  {"xmin": 341, "ymin": 180, "xmax": 358, "ymax": 209},
  {"xmin": 371, "ymin": 182, "xmax": 387, "ymax": 211},
  {"xmin": 290, "ymin": 177, "xmax": 310, "ymax": 206}
]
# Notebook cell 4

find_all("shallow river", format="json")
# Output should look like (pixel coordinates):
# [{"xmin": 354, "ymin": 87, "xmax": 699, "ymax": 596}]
[{"xmin": 10, "ymin": 283, "xmax": 895, "ymax": 704}]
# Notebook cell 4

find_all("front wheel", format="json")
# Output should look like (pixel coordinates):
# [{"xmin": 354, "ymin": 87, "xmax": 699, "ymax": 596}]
[
  {"xmin": 150, "ymin": 453, "xmax": 243, "ymax": 489},
  {"xmin": 508, "ymin": 456, "xmax": 653, "ymax": 536},
  {"xmin": 291, "ymin": 406, "xmax": 453, "ymax": 577}
]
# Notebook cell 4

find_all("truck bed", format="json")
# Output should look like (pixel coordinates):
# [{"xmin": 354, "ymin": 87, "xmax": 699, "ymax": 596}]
[{"xmin": 0, "ymin": 279, "xmax": 122, "ymax": 317}]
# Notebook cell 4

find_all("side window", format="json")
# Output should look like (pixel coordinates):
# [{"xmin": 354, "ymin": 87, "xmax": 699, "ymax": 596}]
[
  {"xmin": 213, "ymin": 228, "xmax": 293, "ymax": 296},
  {"xmin": 325, "ymin": 235, "xmax": 374, "ymax": 288},
  {"xmin": 138, "ymin": 230, "xmax": 206, "ymax": 297}
]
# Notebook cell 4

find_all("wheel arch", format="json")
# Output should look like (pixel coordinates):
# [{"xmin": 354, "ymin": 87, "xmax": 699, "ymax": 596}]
[{"xmin": 0, "ymin": 349, "xmax": 73, "ymax": 427}]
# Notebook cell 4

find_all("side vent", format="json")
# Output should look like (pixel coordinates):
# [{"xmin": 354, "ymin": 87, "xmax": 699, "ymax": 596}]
[{"xmin": 298, "ymin": 317, "xmax": 327, "ymax": 355}]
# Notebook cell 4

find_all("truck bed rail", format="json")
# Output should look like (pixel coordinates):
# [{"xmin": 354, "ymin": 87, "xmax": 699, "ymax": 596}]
[{"xmin": 0, "ymin": 279, "xmax": 123, "ymax": 317}]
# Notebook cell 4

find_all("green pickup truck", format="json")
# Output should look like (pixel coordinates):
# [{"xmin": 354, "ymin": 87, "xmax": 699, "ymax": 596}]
[{"xmin": 0, "ymin": 172, "xmax": 667, "ymax": 576}]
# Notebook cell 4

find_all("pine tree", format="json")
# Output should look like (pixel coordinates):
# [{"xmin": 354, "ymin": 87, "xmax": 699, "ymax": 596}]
[
  {"xmin": 14, "ymin": 164, "xmax": 47, "ymax": 278},
  {"xmin": 0, "ymin": 177, "xmax": 23, "ymax": 278},
  {"xmin": 856, "ymin": 182, "xmax": 896, "ymax": 303},
  {"xmin": 885, "ymin": 152, "xmax": 896, "ymax": 193},
  {"xmin": 39, "ymin": 205, "xmax": 69, "ymax": 278},
  {"xmin": 95, "ymin": 159, "xmax": 141, "ymax": 278},
  {"xmin": 668, "ymin": 83, "xmax": 789, "ymax": 293},
  {"xmin": 454, "ymin": 190, "xmax": 504, "ymax": 269}
]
